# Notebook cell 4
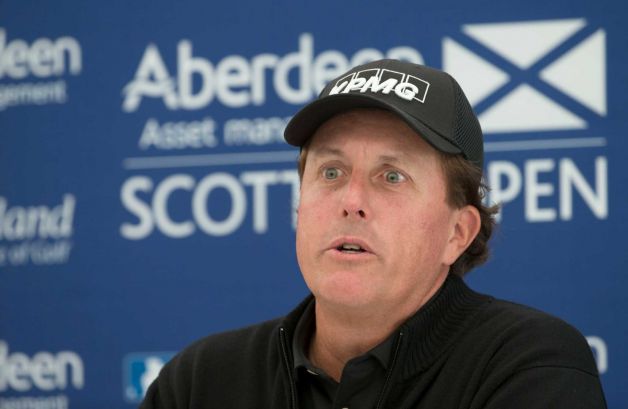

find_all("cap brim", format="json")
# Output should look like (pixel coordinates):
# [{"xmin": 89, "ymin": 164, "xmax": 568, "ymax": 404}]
[{"xmin": 284, "ymin": 93, "xmax": 462, "ymax": 156}]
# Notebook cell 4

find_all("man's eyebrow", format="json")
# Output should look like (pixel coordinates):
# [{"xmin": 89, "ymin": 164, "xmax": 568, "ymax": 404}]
[
  {"xmin": 377, "ymin": 154, "xmax": 402, "ymax": 164},
  {"xmin": 310, "ymin": 147, "xmax": 345, "ymax": 158},
  {"xmin": 378, "ymin": 151, "xmax": 419, "ymax": 166}
]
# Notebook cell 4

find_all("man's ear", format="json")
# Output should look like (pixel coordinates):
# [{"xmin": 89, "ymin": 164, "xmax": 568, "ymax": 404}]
[{"xmin": 443, "ymin": 205, "xmax": 481, "ymax": 266}]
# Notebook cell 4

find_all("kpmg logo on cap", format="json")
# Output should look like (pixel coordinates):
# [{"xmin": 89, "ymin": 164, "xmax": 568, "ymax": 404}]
[
  {"xmin": 329, "ymin": 68, "xmax": 430, "ymax": 103},
  {"xmin": 443, "ymin": 18, "xmax": 606, "ymax": 133},
  {"xmin": 123, "ymin": 351, "xmax": 175, "ymax": 402}
]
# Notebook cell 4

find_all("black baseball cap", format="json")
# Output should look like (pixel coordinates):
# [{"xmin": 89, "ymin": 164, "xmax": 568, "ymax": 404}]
[{"xmin": 284, "ymin": 59, "xmax": 484, "ymax": 169}]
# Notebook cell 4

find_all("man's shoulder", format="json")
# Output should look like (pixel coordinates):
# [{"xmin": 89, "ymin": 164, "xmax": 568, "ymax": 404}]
[
  {"xmin": 174, "ymin": 316, "xmax": 283, "ymax": 367},
  {"xmin": 155, "ymin": 296, "xmax": 312, "ymax": 391},
  {"xmin": 480, "ymin": 297, "xmax": 587, "ymax": 343},
  {"xmin": 140, "ymin": 317, "xmax": 294, "ymax": 407},
  {"xmin": 469, "ymin": 297, "xmax": 598, "ymax": 375}
]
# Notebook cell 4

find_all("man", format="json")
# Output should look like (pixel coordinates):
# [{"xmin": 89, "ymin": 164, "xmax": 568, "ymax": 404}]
[{"xmin": 141, "ymin": 60, "xmax": 606, "ymax": 408}]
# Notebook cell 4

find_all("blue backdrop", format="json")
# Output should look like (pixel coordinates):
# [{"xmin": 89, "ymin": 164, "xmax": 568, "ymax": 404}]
[{"xmin": 1, "ymin": 0, "xmax": 626, "ymax": 407}]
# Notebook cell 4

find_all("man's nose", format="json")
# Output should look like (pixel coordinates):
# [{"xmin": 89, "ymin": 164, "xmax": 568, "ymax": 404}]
[{"xmin": 341, "ymin": 174, "xmax": 369, "ymax": 219}]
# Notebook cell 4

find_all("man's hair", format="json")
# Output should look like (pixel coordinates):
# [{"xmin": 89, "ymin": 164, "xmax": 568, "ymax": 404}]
[
  {"xmin": 436, "ymin": 151, "xmax": 499, "ymax": 276},
  {"xmin": 296, "ymin": 139, "xmax": 499, "ymax": 277}
]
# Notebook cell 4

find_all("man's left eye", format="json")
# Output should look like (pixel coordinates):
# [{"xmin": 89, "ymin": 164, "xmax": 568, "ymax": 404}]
[
  {"xmin": 384, "ymin": 170, "xmax": 405, "ymax": 183},
  {"xmin": 323, "ymin": 167, "xmax": 342, "ymax": 179}
]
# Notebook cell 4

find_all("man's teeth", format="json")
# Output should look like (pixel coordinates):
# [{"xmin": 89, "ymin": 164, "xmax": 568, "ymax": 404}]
[{"xmin": 340, "ymin": 243, "xmax": 363, "ymax": 252}]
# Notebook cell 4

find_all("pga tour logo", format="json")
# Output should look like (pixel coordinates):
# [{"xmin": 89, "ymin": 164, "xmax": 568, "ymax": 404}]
[
  {"xmin": 329, "ymin": 68, "xmax": 430, "ymax": 103},
  {"xmin": 443, "ymin": 18, "xmax": 606, "ymax": 134},
  {"xmin": 123, "ymin": 351, "xmax": 175, "ymax": 402}
]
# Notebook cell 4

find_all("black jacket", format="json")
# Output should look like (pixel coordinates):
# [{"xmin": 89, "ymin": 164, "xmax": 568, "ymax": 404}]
[{"xmin": 141, "ymin": 275, "xmax": 607, "ymax": 408}]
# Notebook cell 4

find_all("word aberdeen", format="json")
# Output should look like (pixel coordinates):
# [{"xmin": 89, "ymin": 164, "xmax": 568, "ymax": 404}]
[{"xmin": 122, "ymin": 33, "xmax": 424, "ymax": 111}]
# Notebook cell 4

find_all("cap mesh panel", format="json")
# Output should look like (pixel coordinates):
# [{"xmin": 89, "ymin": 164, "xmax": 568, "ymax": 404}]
[{"xmin": 452, "ymin": 82, "xmax": 484, "ymax": 169}]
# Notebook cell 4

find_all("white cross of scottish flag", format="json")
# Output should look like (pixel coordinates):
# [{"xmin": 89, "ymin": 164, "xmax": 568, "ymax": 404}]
[{"xmin": 443, "ymin": 18, "xmax": 606, "ymax": 134}]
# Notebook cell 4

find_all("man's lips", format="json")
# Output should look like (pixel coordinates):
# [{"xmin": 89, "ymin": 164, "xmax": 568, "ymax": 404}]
[{"xmin": 327, "ymin": 237, "xmax": 375, "ymax": 255}]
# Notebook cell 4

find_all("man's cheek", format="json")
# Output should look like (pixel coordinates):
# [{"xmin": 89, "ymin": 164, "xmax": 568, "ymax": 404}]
[{"xmin": 298, "ymin": 194, "xmax": 323, "ymax": 215}]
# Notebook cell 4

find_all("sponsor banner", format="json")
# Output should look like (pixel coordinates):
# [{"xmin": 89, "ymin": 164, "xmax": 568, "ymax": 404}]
[
  {"xmin": 0, "ymin": 28, "xmax": 81, "ymax": 111},
  {"xmin": 121, "ymin": 33, "xmax": 424, "ymax": 111},
  {"xmin": 443, "ymin": 18, "xmax": 609, "ymax": 222},
  {"xmin": 122, "ymin": 352, "xmax": 176, "ymax": 403},
  {"xmin": 1, "ymin": 3, "xmax": 625, "ymax": 409},
  {"xmin": 0, "ymin": 340, "xmax": 84, "ymax": 407},
  {"xmin": 444, "ymin": 18, "xmax": 606, "ymax": 133},
  {"xmin": 0, "ymin": 195, "xmax": 75, "ymax": 267}
]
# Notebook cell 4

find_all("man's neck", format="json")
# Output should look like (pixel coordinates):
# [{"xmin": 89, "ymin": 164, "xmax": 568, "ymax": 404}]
[{"xmin": 308, "ymin": 272, "xmax": 448, "ymax": 381}]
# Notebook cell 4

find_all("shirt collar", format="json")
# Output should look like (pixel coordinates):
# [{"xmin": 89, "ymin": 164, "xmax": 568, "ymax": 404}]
[
  {"xmin": 292, "ymin": 299, "xmax": 396, "ymax": 375},
  {"xmin": 292, "ymin": 299, "xmax": 315, "ymax": 371}
]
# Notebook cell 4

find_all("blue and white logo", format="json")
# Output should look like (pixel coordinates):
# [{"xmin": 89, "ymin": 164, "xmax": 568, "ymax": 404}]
[
  {"xmin": 441, "ymin": 18, "xmax": 609, "ymax": 223},
  {"xmin": 443, "ymin": 18, "xmax": 606, "ymax": 134},
  {"xmin": 123, "ymin": 351, "xmax": 175, "ymax": 403}
]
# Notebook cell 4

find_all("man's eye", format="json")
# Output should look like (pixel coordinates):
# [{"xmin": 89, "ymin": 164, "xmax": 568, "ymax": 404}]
[
  {"xmin": 385, "ymin": 170, "xmax": 405, "ymax": 183},
  {"xmin": 323, "ymin": 167, "xmax": 342, "ymax": 179}
]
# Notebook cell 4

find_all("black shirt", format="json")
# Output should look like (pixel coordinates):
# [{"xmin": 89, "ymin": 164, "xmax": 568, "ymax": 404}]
[
  {"xmin": 141, "ymin": 275, "xmax": 607, "ymax": 409},
  {"xmin": 292, "ymin": 300, "xmax": 396, "ymax": 409}
]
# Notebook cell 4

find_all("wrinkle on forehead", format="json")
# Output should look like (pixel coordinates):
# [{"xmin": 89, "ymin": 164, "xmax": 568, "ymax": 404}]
[
  {"xmin": 308, "ymin": 108, "xmax": 432, "ymax": 164},
  {"xmin": 310, "ymin": 145, "xmax": 415, "ymax": 168}
]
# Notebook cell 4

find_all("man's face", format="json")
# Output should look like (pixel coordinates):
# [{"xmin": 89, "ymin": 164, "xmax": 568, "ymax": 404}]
[{"xmin": 296, "ymin": 109, "xmax": 463, "ymax": 312}]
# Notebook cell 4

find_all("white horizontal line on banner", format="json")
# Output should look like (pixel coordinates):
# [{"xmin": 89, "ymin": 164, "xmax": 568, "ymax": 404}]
[
  {"xmin": 122, "ymin": 138, "xmax": 607, "ymax": 170},
  {"xmin": 123, "ymin": 150, "xmax": 299, "ymax": 170},
  {"xmin": 484, "ymin": 137, "xmax": 607, "ymax": 152}
]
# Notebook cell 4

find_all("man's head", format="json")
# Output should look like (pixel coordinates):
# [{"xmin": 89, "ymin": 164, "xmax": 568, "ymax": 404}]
[{"xmin": 284, "ymin": 60, "xmax": 497, "ymax": 311}]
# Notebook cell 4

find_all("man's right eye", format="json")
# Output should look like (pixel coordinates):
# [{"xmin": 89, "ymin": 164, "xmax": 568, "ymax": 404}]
[{"xmin": 323, "ymin": 167, "xmax": 342, "ymax": 179}]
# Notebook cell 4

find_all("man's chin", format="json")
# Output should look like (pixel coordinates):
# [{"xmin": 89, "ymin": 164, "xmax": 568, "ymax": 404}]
[{"xmin": 314, "ymin": 281, "xmax": 381, "ymax": 311}]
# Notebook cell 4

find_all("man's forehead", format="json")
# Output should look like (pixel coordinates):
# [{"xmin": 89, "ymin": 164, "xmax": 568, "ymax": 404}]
[
  {"xmin": 309, "ymin": 145, "xmax": 412, "ymax": 163},
  {"xmin": 306, "ymin": 142, "xmax": 432, "ymax": 173}
]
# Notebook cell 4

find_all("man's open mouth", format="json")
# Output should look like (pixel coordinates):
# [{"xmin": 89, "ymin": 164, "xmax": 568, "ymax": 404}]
[{"xmin": 336, "ymin": 243, "xmax": 366, "ymax": 254}]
